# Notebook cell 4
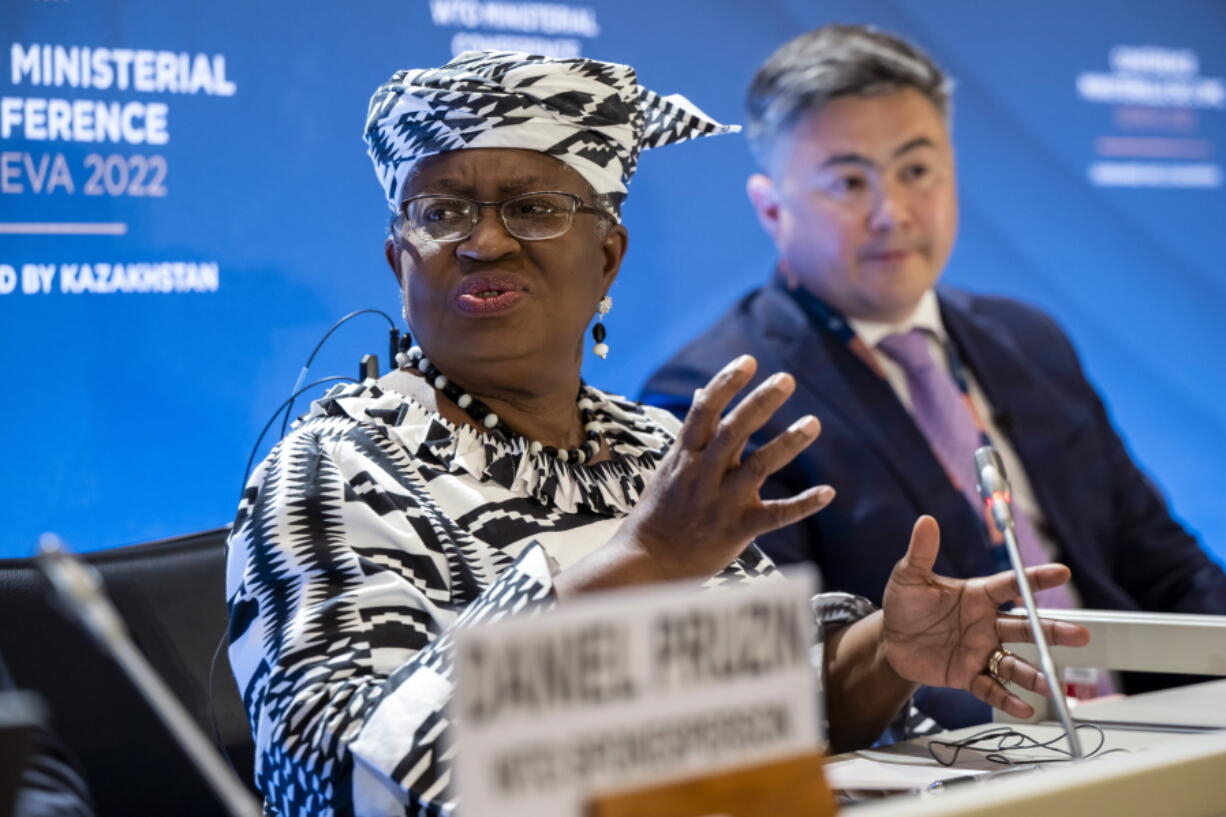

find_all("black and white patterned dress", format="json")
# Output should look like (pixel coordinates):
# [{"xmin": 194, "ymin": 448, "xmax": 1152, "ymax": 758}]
[{"xmin": 227, "ymin": 381, "xmax": 873, "ymax": 817}]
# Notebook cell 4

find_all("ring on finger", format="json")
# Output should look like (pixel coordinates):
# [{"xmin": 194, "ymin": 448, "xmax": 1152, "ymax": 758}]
[{"xmin": 987, "ymin": 647, "xmax": 1014, "ymax": 685}]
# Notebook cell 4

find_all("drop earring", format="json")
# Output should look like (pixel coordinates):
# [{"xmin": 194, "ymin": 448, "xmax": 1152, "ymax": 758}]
[{"xmin": 591, "ymin": 295, "xmax": 612, "ymax": 359}]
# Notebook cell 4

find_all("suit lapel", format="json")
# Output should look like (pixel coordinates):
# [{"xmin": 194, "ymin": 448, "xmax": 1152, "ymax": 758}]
[
  {"xmin": 763, "ymin": 283, "xmax": 990, "ymax": 578},
  {"xmin": 939, "ymin": 290, "xmax": 1090, "ymax": 563}
]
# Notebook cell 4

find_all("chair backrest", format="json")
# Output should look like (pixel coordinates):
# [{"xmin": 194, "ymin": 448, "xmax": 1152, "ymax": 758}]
[{"xmin": 0, "ymin": 528, "xmax": 256, "ymax": 816}]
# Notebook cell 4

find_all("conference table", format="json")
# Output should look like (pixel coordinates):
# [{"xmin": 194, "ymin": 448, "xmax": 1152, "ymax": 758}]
[{"xmin": 828, "ymin": 678, "xmax": 1226, "ymax": 817}]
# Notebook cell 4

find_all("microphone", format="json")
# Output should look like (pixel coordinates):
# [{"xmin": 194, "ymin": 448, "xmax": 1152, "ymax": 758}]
[
  {"xmin": 37, "ymin": 535, "xmax": 263, "ymax": 817},
  {"xmin": 974, "ymin": 447, "xmax": 1084, "ymax": 758}
]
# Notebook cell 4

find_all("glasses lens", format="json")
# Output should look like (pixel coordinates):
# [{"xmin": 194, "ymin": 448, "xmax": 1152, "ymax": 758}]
[
  {"xmin": 502, "ymin": 193, "xmax": 574, "ymax": 240},
  {"xmin": 406, "ymin": 196, "xmax": 474, "ymax": 241}
]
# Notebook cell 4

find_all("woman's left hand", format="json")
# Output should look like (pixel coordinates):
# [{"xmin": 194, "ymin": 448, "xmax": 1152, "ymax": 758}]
[{"xmin": 881, "ymin": 516, "xmax": 1091, "ymax": 718}]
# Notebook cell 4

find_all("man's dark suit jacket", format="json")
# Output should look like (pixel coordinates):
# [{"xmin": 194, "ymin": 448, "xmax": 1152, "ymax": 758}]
[{"xmin": 643, "ymin": 277, "xmax": 1226, "ymax": 726}]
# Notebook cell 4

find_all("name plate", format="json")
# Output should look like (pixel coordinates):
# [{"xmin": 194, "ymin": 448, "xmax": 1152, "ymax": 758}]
[{"xmin": 455, "ymin": 569, "xmax": 822, "ymax": 817}]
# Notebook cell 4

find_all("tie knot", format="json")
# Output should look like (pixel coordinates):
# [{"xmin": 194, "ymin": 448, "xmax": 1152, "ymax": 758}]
[{"xmin": 878, "ymin": 328, "xmax": 936, "ymax": 372}]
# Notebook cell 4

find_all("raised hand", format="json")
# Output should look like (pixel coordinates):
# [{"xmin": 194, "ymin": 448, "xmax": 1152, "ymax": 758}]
[
  {"xmin": 616, "ymin": 355, "xmax": 834, "ymax": 582},
  {"xmin": 881, "ymin": 516, "xmax": 1091, "ymax": 718},
  {"xmin": 555, "ymin": 354, "xmax": 829, "ymax": 593}
]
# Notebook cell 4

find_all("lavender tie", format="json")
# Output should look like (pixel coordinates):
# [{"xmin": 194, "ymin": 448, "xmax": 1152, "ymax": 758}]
[{"xmin": 877, "ymin": 329, "xmax": 1074, "ymax": 610}]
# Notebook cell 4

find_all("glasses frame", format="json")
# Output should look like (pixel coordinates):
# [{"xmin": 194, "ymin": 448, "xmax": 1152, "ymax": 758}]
[{"xmin": 397, "ymin": 190, "xmax": 613, "ymax": 243}]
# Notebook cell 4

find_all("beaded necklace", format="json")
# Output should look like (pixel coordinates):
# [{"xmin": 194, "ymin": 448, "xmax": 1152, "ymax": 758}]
[{"xmin": 398, "ymin": 346, "xmax": 603, "ymax": 463}]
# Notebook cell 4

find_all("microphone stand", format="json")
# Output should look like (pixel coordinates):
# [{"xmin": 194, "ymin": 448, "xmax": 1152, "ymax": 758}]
[
  {"xmin": 36, "ymin": 534, "xmax": 263, "ymax": 817},
  {"xmin": 973, "ymin": 447, "xmax": 1084, "ymax": 759}
]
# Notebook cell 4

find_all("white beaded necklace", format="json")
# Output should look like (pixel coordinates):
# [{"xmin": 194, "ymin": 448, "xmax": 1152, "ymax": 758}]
[{"xmin": 397, "ymin": 346, "xmax": 603, "ymax": 463}]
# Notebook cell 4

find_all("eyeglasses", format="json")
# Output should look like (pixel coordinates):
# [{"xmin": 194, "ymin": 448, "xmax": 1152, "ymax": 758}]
[{"xmin": 398, "ymin": 191, "xmax": 612, "ymax": 243}]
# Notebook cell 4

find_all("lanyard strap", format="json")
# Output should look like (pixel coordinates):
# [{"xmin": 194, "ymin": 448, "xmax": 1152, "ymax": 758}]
[
  {"xmin": 785, "ymin": 280, "xmax": 992, "ymax": 432},
  {"xmin": 784, "ymin": 281, "xmax": 1010, "ymax": 558}
]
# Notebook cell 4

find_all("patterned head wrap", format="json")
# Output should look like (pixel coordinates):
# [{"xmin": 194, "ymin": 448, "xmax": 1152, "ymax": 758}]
[{"xmin": 364, "ymin": 50, "xmax": 740, "ymax": 214}]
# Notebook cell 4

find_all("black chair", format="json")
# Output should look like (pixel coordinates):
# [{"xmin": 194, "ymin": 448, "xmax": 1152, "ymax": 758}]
[{"xmin": 0, "ymin": 528, "xmax": 256, "ymax": 816}]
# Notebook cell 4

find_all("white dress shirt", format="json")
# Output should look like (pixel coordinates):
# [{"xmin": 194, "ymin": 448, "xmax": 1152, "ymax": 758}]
[{"xmin": 846, "ymin": 290, "xmax": 1080, "ymax": 601}]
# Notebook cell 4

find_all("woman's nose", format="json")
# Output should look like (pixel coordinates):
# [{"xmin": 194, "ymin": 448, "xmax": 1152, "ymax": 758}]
[{"xmin": 457, "ymin": 205, "xmax": 520, "ymax": 260}]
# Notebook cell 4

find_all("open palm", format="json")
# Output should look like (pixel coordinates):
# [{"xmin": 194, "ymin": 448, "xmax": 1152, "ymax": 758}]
[{"xmin": 881, "ymin": 516, "xmax": 1090, "ymax": 718}]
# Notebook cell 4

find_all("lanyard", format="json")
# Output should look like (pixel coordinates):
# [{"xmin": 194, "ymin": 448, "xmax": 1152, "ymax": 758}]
[{"xmin": 784, "ymin": 280, "xmax": 1011, "ymax": 567}]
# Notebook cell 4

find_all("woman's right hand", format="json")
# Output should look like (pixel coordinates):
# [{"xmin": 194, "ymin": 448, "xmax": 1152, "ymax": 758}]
[{"xmin": 557, "ymin": 355, "xmax": 834, "ymax": 596}]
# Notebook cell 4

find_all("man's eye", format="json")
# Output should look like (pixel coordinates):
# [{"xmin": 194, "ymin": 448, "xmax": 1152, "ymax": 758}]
[
  {"xmin": 830, "ymin": 176, "xmax": 866, "ymax": 194},
  {"xmin": 902, "ymin": 163, "xmax": 930, "ymax": 182}
]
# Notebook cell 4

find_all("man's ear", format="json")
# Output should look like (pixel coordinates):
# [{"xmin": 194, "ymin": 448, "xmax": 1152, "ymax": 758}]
[{"xmin": 746, "ymin": 173, "xmax": 783, "ymax": 242}]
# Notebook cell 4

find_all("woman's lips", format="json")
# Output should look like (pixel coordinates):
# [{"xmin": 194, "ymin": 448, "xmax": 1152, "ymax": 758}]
[
  {"xmin": 456, "ymin": 289, "xmax": 524, "ymax": 315},
  {"xmin": 453, "ymin": 275, "xmax": 527, "ymax": 316}
]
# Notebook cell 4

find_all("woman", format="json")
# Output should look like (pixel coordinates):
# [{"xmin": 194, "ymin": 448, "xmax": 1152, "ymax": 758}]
[{"xmin": 227, "ymin": 51, "xmax": 1086, "ymax": 817}]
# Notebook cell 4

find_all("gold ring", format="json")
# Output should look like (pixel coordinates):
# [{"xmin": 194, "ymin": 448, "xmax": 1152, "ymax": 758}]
[{"xmin": 987, "ymin": 648, "xmax": 1014, "ymax": 685}]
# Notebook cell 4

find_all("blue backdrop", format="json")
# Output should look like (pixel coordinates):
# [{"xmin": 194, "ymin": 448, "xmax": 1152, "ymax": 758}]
[{"xmin": 2, "ymin": 0, "xmax": 1224, "ymax": 566}]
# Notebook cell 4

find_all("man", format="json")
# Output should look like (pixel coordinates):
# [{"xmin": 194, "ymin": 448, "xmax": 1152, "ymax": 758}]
[{"xmin": 642, "ymin": 24, "xmax": 1226, "ymax": 727}]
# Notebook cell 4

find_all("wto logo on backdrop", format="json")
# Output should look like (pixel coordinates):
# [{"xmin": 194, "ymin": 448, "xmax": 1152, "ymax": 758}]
[
  {"xmin": 1077, "ymin": 45, "xmax": 1223, "ymax": 189},
  {"xmin": 428, "ymin": 0, "xmax": 600, "ymax": 58}
]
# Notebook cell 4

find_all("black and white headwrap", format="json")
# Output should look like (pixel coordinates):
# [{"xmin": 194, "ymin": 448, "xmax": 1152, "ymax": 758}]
[{"xmin": 364, "ymin": 50, "xmax": 740, "ymax": 216}]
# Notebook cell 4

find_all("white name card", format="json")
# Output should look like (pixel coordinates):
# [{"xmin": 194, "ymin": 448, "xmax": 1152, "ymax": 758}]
[{"xmin": 455, "ymin": 568, "xmax": 822, "ymax": 817}]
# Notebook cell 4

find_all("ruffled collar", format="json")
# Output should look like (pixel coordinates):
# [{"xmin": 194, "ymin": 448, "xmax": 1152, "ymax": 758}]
[{"xmin": 304, "ymin": 381, "xmax": 676, "ymax": 516}]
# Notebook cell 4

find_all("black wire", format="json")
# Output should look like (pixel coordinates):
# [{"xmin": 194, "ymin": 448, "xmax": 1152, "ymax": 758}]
[
  {"xmin": 927, "ymin": 723, "xmax": 1114, "ymax": 767},
  {"xmin": 240, "ymin": 375, "xmax": 359, "ymax": 498},
  {"xmin": 207, "ymin": 627, "xmax": 239, "ymax": 775},
  {"xmin": 221, "ymin": 371, "xmax": 363, "ymax": 767},
  {"xmin": 224, "ymin": 373, "xmax": 360, "ymax": 754},
  {"xmin": 279, "ymin": 310, "xmax": 396, "ymax": 439},
  {"xmin": 217, "ymin": 311, "xmax": 395, "ymax": 782}
]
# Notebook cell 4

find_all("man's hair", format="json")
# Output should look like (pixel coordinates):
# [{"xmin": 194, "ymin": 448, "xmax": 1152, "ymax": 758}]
[{"xmin": 746, "ymin": 24, "xmax": 952, "ymax": 168}]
